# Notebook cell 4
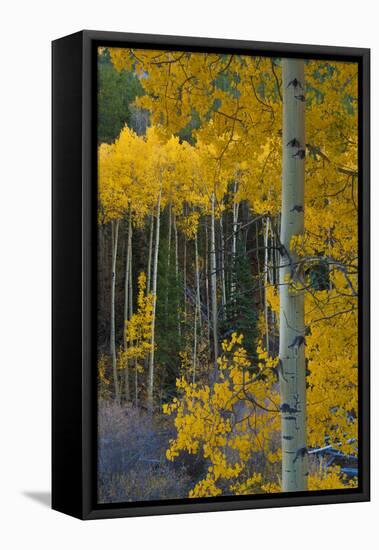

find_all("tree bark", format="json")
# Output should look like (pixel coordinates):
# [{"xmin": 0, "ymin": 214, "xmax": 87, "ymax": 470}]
[
  {"xmin": 279, "ymin": 58, "xmax": 307, "ymax": 492},
  {"xmin": 195, "ymin": 231, "xmax": 202, "ymax": 330},
  {"xmin": 147, "ymin": 186, "xmax": 162, "ymax": 413},
  {"xmin": 231, "ymin": 182, "xmax": 239, "ymax": 304},
  {"xmin": 165, "ymin": 202, "xmax": 172, "ymax": 319},
  {"xmin": 210, "ymin": 192, "xmax": 219, "ymax": 366},
  {"xmin": 135, "ymin": 360, "xmax": 138, "ymax": 409},
  {"xmin": 110, "ymin": 219, "xmax": 120, "ymax": 404},
  {"xmin": 219, "ymin": 213, "xmax": 227, "ymax": 319},
  {"xmin": 128, "ymin": 234, "xmax": 133, "ymax": 319},
  {"xmin": 204, "ymin": 220, "xmax": 211, "ymax": 351},
  {"xmin": 123, "ymin": 213, "xmax": 132, "ymax": 401},
  {"xmin": 256, "ymin": 221, "xmax": 263, "ymax": 307},
  {"xmin": 173, "ymin": 213, "xmax": 181, "ymax": 338},
  {"xmin": 183, "ymin": 235, "xmax": 187, "ymax": 318},
  {"xmin": 147, "ymin": 214, "xmax": 154, "ymax": 294},
  {"xmin": 192, "ymin": 295, "xmax": 198, "ymax": 384},
  {"xmin": 264, "ymin": 216, "xmax": 270, "ymax": 355}
]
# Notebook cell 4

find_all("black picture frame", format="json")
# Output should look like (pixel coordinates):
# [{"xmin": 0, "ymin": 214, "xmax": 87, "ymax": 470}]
[{"xmin": 52, "ymin": 30, "xmax": 370, "ymax": 520}]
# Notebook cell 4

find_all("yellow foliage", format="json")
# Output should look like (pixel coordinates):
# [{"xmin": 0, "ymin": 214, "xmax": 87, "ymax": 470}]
[
  {"xmin": 308, "ymin": 465, "xmax": 357, "ymax": 491},
  {"xmin": 120, "ymin": 272, "xmax": 155, "ymax": 370},
  {"xmin": 163, "ymin": 334, "xmax": 281, "ymax": 497}
]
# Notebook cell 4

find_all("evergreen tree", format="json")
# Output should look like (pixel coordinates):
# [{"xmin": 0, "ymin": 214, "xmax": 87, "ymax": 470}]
[
  {"xmin": 155, "ymin": 215, "xmax": 183, "ymax": 396},
  {"xmin": 222, "ymin": 238, "xmax": 259, "ymax": 362},
  {"xmin": 97, "ymin": 49, "xmax": 144, "ymax": 144}
]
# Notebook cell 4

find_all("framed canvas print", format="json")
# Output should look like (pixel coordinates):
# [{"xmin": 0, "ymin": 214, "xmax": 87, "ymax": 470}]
[{"xmin": 52, "ymin": 30, "xmax": 370, "ymax": 520}]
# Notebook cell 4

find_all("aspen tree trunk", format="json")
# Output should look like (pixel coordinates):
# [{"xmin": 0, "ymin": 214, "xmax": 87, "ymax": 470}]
[
  {"xmin": 183, "ymin": 236, "xmax": 187, "ymax": 318},
  {"xmin": 231, "ymin": 182, "xmax": 239, "ymax": 303},
  {"xmin": 147, "ymin": 214, "xmax": 154, "ymax": 294},
  {"xmin": 279, "ymin": 58, "xmax": 307, "ymax": 492},
  {"xmin": 264, "ymin": 217, "xmax": 270, "ymax": 354},
  {"xmin": 174, "ymin": 214, "xmax": 179, "ymax": 280},
  {"xmin": 135, "ymin": 361, "xmax": 138, "ymax": 409},
  {"xmin": 144, "ymin": 213, "xmax": 154, "ymax": 376},
  {"xmin": 205, "ymin": 221, "xmax": 211, "ymax": 351},
  {"xmin": 110, "ymin": 219, "xmax": 120, "ymax": 404},
  {"xmin": 276, "ymin": 213, "xmax": 281, "ymax": 283},
  {"xmin": 195, "ymin": 232, "xmax": 202, "ymax": 330},
  {"xmin": 123, "ymin": 214, "xmax": 132, "ymax": 401},
  {"xmin": 219, "ymin": 214, "xmax": 227, "ymax": 319},
  {"xmin": 210, "ymin": 192, "xmax": 219, "ymax": 366},
  {"xmin": 128, "ymin": 237, "xmax": 133, "ymax": 319},
  {"xmin": 147, "ymin": 186, "xmax": 162, "ymax": 413},
  {"xmin": 192, "ymin": 297, "xmax": 197, "ymax": 384},
  {"xmin": 173, "ymin": 214, "xmax": 181, "ymax": 338},
  {"xmin": 165, "ymin": 202, "xmax": 172, "ymax": 318},
  {"xmin": 256, "ymin": 222, "xmax": 263, "ymax": 306},
  {"xmin": 193, "ymin": 231, "xmax": 201, "ymax": 383}
]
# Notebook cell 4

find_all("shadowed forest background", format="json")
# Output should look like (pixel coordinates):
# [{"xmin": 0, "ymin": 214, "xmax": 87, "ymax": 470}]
[{"xmin": 97, "ymin": 48, "xmax": 359, "ymax": 503}]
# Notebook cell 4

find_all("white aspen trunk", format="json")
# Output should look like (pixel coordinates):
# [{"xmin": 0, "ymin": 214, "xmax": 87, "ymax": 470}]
[
  {"xmin": 147, "ymin": 214, "xmax": 154, "ymax": 294},
  {"xmin": 110, "ymin": 219, "xmax": 120, "ymax": 404},
  {"xmin": 231, "ymin": 182, "xmax": 239, "ymax": 303},
  {"xmin": 147, "ymin": 185, "xmax": 162, "ymax": 413},
  {"xmin": 210, "ymin": 192, "xmax": 219, "ymax": 366},
  {"xmin": 264, "ymin": 216, "xmax": 270, "ymax": 355},
  {"xmin": 267, "ymin": 217, "xmax": 273, "ymax": 285},
  {"xmin": 279, "ymin": 58, "xmax": 307, "ymax": 492},
  {"xmin": 123, "ymin": 214, "xmax": 132, "ymax": 401},
  {"xmin": 183, "ymin": 236, "xmax": 187, "ymax": 318},
  {"xmin": 173, "ymin": 213, "xmax": 181, "ymax": 338},
  {"xmin": 192, "ymin": 295, "xmax": 197, "ymax": 384},
  {"xmin": 192, "ymin": 230, "xmax": 201, "ymax": 384},
  {"xmin": 128, "ymin": 234, "xmax": 133, "ymax": 319},
  {"xmin": 256, "ymin": 221, "xmax": 263, "ymax": 306},
  {"xmin": 135, "ymin": 361, "xmax": 138, "ymax": 409},
  {"xmin": 195, "ymin": 231, "xmax": 202, "ymax": 330},
  {"xmin": 205, "ymin": 220, "xmax": 211, "ymax": 351},
  {"xmin": 144, "ymin": 213, "xmax": 154, "ymax": 376},
  {"xmin": 219, "ymin": 213, "xmax": 227, "ymax": 319},
  {"xmin": 165, "ymin": 202, "xmax": 172, "ymax": 318},
  {"xmin": 174, "ymin": 213, "xmax": 179, "ymax": 280}
]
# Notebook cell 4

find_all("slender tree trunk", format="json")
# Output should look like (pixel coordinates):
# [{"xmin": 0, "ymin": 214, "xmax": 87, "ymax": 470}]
[
  {"xmin": 147, "ymin": 185, "xmax": 162, "ymax": 413},
  {"xmin": 195, "ymin": 231, "xmax": 202, "ymax": 330},
  {"xmin": 279, "ymin": 58, "xmax": 307, "ymax": 492},
  {"xmin": 276, "ymin": 213, "xmax": 281, "ymax": 283},
  {"xmin": 147, "ymin": 214, "xmax": 154, "ymax": 294},
  {"xmin": 256, "ymin": 221, "xmax": 263, "ymax": 306},
  {"xmin": 173, "ymin": 213, "xmax": 181, "ymax": 338},
  {"xmin": 165, "ymin": 202, "xmax": 172, "ymax": 319},
  {"xmin": 192, "ymin": 295, "xmax": 197, "ymax": 384},
  {"xmin": 110, "ymin": 219, "xmax": 120, "ymax": 404},
  {"xmin": 231, "ymin": 182, "xmax": 239, "ymax": 304},
  {"xmin": 123, "ymin": 213, "xmax": 132, "ymax": 401},
  {"xmin": 219, "ymin": 213, "xmax": 227, "ymax": 319},
  {"xmin": 192, "ymin": 230, "xmax": 201, "ymax": 384},
  {"xmin": 263, "ymin": 217, "xmax": 270, "ymax": 354},
  {"xmin": 144, "ymin": 213, "xmax": 154, "ymax": 376},
  {"xmin": 128, "ymin": 234, "xmax": 133, "ymax": 319},
  {"xmin": 183, "ymin": 236, "xmax": 187, "ymax": 318},
  {"xmin": 205, "ymin": 220, "xmax": 211, "ymax": 351},
  {"xmin": 135, "ymin": 361, "xmax": 138, "ymax": 409},
  {"xmin": 210, "ymin": 193, "xmax": 218, "ymax": 366},
  {"xmin": 267, "ymin": 217, "xmax": 273, "ymax": 285}
]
